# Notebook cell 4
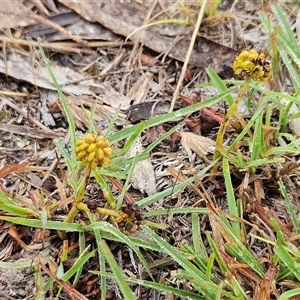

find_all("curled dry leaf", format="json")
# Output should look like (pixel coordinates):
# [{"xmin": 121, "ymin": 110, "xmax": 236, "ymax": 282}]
[
  {"xmin": 180, "ymin": 132, "xmax": 215, "ymax": 161},
  {"xmin": 125, "ymin": 137, "xmax": 157, "ymax": 196}
]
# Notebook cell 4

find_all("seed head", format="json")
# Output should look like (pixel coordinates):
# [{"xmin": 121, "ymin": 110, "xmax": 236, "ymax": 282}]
[
  {"xmin": 75, "ymin": 134, "xmax": 113, "ymax": 169},
  {"xmin": 232, "ymin": 49, "xmax": 271, "ymax": 82}
]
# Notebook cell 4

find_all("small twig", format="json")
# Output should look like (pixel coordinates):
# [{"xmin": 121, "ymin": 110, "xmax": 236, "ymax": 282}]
[
  {"xmin": 30, "ymin": 11, "xmax": 86, "ymax": 45},
  {"xmin": 169, "ymin": 0, "xmax": 207, "ymax": 112},
  {"xmin": 61, "ymin": 68, "xmax": 148, "ymax": 86},
  {"xmin": 0, "ymin": 37, "xmax": 94, "ymax": 55},
  {"xmin": 33, "ymin": 258, "xmax": 89, "ymax": 300}
]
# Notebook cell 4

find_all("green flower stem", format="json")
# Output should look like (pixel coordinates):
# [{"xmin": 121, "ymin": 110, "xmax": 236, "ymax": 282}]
[
  {"xmin": 96, "ymin": 207, "xmax": 121, "ymax": 218},
  {"xmin": 212, "ymin": 78, "xmax": 252, "ymax": 174},
  {"xmin": 59, "ymin": 166, "xmax": 92, "ymax": 239}
]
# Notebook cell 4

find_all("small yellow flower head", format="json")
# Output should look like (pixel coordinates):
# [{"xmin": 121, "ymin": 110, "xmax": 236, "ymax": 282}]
[
  {"xmin": 75, "ymin": 133, "xmax": 113, "ymax": 169},
  {"xmin": 115, "ymin": 204, "xmax": 143, "ymax": 234},
  {"xmin": 232, "ymin": 49, "xmax": 271, "ymax": 82}
]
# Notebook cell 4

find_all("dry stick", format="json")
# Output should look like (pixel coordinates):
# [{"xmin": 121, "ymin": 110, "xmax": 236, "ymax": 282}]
[
  {"xmin": 30, "ymin": 11, "xmax": 85, "ymax": 45},
  {"xmin": 1, "ymin": 8, "xmax": 84, "ymax": 45},
  {"xmin": 61, "ymin": 66, "xmax": 154, "ymax": 86},
  {"xmin": 0, "ymin": 37, "xmax": 95, "ymax": 55},
  {"xmin": 169, "ymin": 0, "xmax": 207, "ymax": 113},
  {"xmin": 157, "ymin": 0, "xmax": 172, "ymax": 18},
  {"xmin": 33, "ymin": 258, "xmax": 88, "ymax": 300}
]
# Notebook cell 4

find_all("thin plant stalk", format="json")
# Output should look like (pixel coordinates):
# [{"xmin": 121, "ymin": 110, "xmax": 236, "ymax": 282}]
[
  {"xmin": 58, "ymin": 167, "xmax": 91, "ymax": 239},
  {"xmin": 212, "ymin": 78, "xmax": 252, "ymax": 174}
]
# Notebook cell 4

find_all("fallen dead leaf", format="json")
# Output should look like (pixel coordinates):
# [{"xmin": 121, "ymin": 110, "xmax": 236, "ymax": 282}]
[
  {"xmin": 0, "ymin": 1, "xmax": 36, "ymax": 28},
  {"xmin": 253, "ymin": 265, "xmax": 277, "ymax": 300},
  {"xmin": 57, "ymin": 0, "xmax": 237, "ymax": 74},
  {"xmin": 180, "ymin": 132, "xmax": 215, "ymax": 162},
  {"xmin": 0, "ymin": 53, "xmax": 131, "ymax": 110},
  {"xmin": 126, "ymin": 72, "xmax": 153, "ymax": 104},
  {"xmin": 1, "ymin": 1, "xmax": 84, "ymax": 44},
  {"xmin": 22, "ymin": 11, "xmax": 119, "ymax": 42},
  {"xmin": 125, "ymin": 137, "xmax": 157, "ymax": 196},
  {"xmin": 0, "ymin": 161, "xmax": 28, "ymax": 179}
]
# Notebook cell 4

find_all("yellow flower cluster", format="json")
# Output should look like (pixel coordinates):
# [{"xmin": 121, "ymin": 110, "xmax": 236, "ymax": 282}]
[
  {"xmin": 232, "ymin": 49, "xmax": 271, "ymax": 82},
  {"xmin": 75, "ymin": 133, "xmax": 113, "ymax": 169},
  {"xmin": 115, "ymin": 203, "xmax": 143, "ymax": 234}
]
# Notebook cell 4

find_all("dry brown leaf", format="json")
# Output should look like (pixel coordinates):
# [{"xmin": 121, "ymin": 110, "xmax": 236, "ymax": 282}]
[
  {"xmin": 126, "ymin": 72, "xmax": 153, "ymax": 104},
  {"xmin": 0, "ymin": 53, "xmax": 131, "ymax": 110},
  {"xmin": 0, "ymin": 161, "xmax": 28, "ymax": 179},
  {"xmin": 0, "ymin": 1, "xmax": 36, "ymax": 28},
  {"xmin": 0, "ymin": 1, "xmax": 83, "ymax": 43},
  {"xmin": 180, "ymin": 132, "xmax": 215, "ymax": 161},
  {"xmin": 22, "ymin": 11, "xmax": 118, "ymax": 42},
  {"xmin": 65, "ymin": 95, "xmax": 128, "ymax": 128},
  {"xmin": 57, "ymin": 0, "xmax": 237, "ymax": 73},
  {"xmin": 253, "ymin": 265, "xmax": 277, "ymax": 300},
  {"xmin": 125, "ymin": 137, "xmax": 157, "ymax": 196}
]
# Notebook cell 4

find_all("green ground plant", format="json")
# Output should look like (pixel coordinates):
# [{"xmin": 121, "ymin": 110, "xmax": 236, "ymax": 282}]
[{"xmin": 1, "ymin": 3, "xmax": 300, "ymax": 300}]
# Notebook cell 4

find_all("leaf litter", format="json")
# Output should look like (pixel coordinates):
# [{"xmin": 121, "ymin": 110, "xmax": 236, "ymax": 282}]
[{"xmin": 0, "ymin": 1, "xmax": 300, "ymax": 299}]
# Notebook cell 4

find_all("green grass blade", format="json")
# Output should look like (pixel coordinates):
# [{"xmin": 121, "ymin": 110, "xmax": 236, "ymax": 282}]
[
  {"xmin": 278, "ymin": 179, "xmax": 300, "ymax": 234},
  {"xmin": 142, "ymin": 225, "xmax": 219, "ymax": 299},
  {"xmin": 0, "ymin": 200, "xmax": 39, "ymax": 218},
  {"xmin": 272, "ymin": 4, "xmax": 298, "ymax": 49},
  {"xmin": 144, "ymin": 207, "xmax": 209, "ymax": 217},
  {"xmin": 34, "ymin": 262, "xmax": 45, "ymax": 300},
  {"xmin": 278, "ymin": 288, "xmax": 300, "ymax": 300},
  {"xmin": 91, "ymin": 271, "xmax": 206, "ymax": 299},
  {"xmin": 0, "ymin": 216, "xmax": 84, "ymax": 231},
  {"xmin": 109, "ymin": 89, "xmax": 235, "ymax": 144},
  {"xmin": 72, "ymin": 232, "xmax": 86, "ymax": 286},
  {"xmin": 250, "ymin": 108, "xmax": 263, "ymax": 162},
  {"xmin": 277, "ymin": 42, "xmax": 300, "ymax": 88},
  {"xmin": 270, "ymin": 218, "xmax": 287, "ymax": 247},
  {"xmin": 137, "ymin": 159, "xmax": 218, "ymax": 206},
  {"xmin": 222, "ymin": 159, "xmax": 240, "ymax": 239},
  {"xmin": 118, "ymin": 122, "xmax": 146, "ymax": 157},
  {"xmin": 89, "ymin": 221, "xmax": 153, "ymax": 280},
  {"xmin": 93, "ymin": 170, "xmax": 116, "ymax": 209},
  {"xmin": 0, "ymin": 260, "xmax": 33, "ymax": 269},
  {"xmin": 38, "ymin": 44, "xmax": 76, "ymax": 152},
  {"xmin": 210, "ymin": 212, "xmax": 265, "ymax": 277},
  {"xmin": 206, "ymin": 67, "xmax": 234, "ymax": 105},
  {"xmin": 141, "ymin": 125, "xmax": 180, "ymax": 156},
  {"xmin": 104, "ymin": 105, "xmax": 121, "ymax": 139},
  {"xmin": 206, "ymin": 233, "xmax": 228, "ymax": 275},
  {"xmin": 99, "ymin": 240, "xmax": 135, "ymax": 299},
  {"xmin": 191, "ymin": 213, "xmax": 208, "ymax": 262},
  {"xmin": 116, "ymin": 153, "xmax": 139, "ymax": 210},
  {"xmin": 274, "ymin": 245, "xmax": 300, "ymax": 281},
  {"xmin": 85, "ymin": 211, "xmax": 106, "ymax": 300},
  {"xmin": 227, "ymin": 97, "xmax": 269, "ymax": 152},
  {"xmin": 61, "ymin": 249, "xmax": 95, "ymax": 281}
]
